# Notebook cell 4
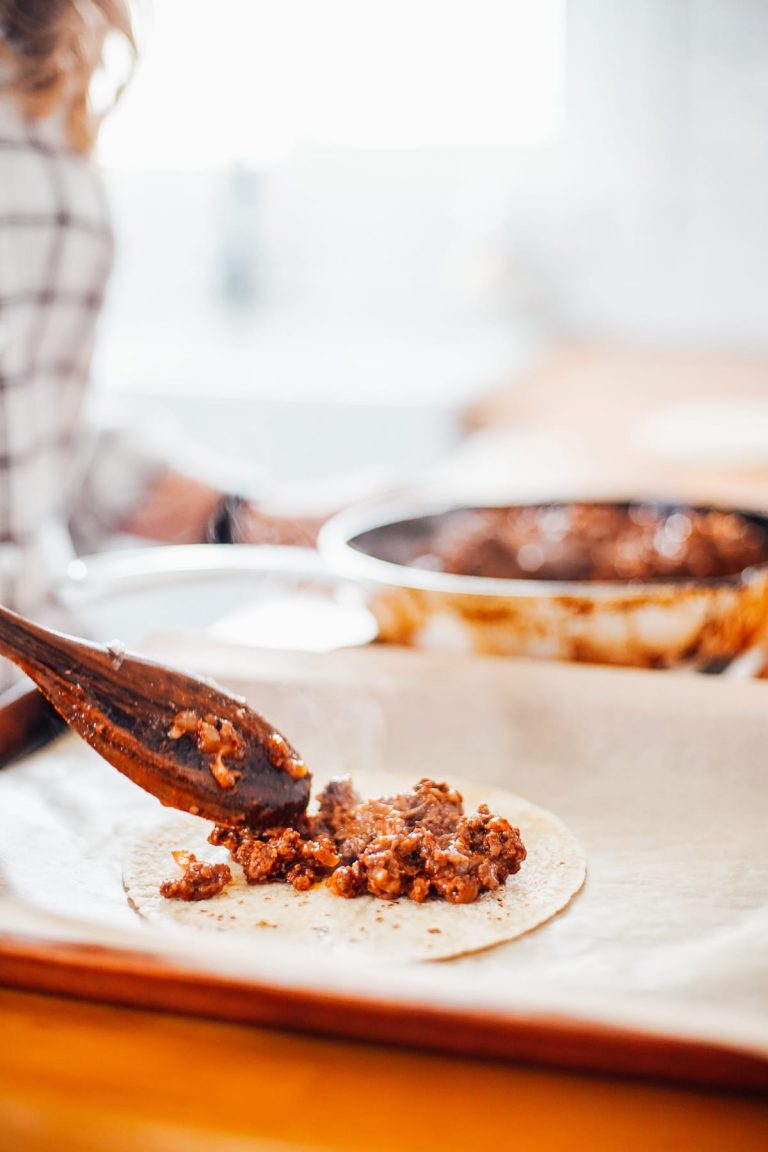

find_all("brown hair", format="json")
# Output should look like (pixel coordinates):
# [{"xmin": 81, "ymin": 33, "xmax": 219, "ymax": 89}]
[{"xmin": 0, "ymin": 0, "xmax": 136, "ymax": 152}]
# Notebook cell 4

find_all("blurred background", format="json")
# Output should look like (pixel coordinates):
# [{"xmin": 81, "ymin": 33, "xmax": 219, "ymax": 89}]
[{"xmin": 91, "ymin": 0, "xmax": 768, "ymax": 508}]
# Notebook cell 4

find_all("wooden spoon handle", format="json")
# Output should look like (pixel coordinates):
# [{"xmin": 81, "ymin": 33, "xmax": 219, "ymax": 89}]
[
  {"xmin": 0, "ymin": 604, "xmax": 94, "ymax": 685},
  {"xmin": 0, "ymin": 607, "xmax": 112, "ymax": 768}
]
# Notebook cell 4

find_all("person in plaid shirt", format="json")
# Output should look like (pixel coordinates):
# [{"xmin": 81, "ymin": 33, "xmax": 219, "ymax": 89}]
[{"xmin": 0, "ymin": 1, "xmax": 319, "ymax": 684}]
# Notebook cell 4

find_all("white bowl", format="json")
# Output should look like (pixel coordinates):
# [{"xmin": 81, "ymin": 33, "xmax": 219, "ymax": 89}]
[{"xmin": 57, "ymin": 544, "xmax": 377, "ymax": 652}]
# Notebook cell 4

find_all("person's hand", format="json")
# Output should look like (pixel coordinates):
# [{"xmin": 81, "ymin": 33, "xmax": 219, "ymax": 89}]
[
  {"xmin": 233, "ymin": 503, "xmax": 327, "ymax": 548},
  {"xmin": 234, "ymin": 470, "xmax": 408, "ymax": 548},
  {"xmin": 120, "ymin": 473, "xmax": 331, "ymax": 548}
]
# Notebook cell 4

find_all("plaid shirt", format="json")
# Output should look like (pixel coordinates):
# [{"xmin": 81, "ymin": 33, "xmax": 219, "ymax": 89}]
[{"xmin": 0, "ymin": 78, "xmax": 162, "ymax": 635}]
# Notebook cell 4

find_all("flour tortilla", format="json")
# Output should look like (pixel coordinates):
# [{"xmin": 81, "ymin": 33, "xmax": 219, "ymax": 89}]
[{"xmin": 123, "ymin": 772, "xmax": 586, "ymax": 962}]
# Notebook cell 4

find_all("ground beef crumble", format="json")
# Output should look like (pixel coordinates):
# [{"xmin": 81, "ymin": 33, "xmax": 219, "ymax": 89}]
[
  {"xmin": 208, "ymin": 823, "xmax": 340, "ymax": 892},
  {"xmin": 205, "ymin": 777, "xmax": 526, "ymax": 905},
  {"xmin": 160, "ymin": 850, "xmax": 233, "ymax": 901},
  {"xmin": 167, "ymin": 709, "xmax": 245, "ymax": 790}
]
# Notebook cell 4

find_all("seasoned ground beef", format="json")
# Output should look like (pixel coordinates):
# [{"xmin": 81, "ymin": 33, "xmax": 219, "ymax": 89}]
[
  {"xmin": 422, "ymin": 504, "xmax": 768, "ymax": 583},
  {"xmin": 209, "ymin": 823, "xmax": 340, "ymax": 892},
  {"xmin": 207, "ymin": 777, "xmax": 526, "ymax": 905},
  {"xmin": 160, "ymin": 851, "xmax": 232, "ymax": 901},
  {"xmin": 167, "ymin": 710, "xmax": 245, "ymax": 790}
]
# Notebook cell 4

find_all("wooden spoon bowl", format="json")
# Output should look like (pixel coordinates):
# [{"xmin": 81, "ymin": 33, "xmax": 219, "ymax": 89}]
[{"xmin": 0, "ymin": 605, "xmax": 311, "ymax": 827}]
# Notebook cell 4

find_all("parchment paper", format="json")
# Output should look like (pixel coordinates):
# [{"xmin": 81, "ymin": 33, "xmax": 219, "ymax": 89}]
[{"xmin": 1, "ymin": 638, "xmax": 767, "ymax": 1061}]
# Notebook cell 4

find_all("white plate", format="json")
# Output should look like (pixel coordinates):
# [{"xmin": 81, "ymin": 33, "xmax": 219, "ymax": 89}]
[{"xmin": 56, "ymin": 544, "xmax": 377, "ymax": 652}]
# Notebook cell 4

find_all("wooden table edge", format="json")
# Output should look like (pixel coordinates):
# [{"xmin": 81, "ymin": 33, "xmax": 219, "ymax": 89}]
[{"xmin": 0, "ymin": 936, "xmax": 765, "ymax": 1096}]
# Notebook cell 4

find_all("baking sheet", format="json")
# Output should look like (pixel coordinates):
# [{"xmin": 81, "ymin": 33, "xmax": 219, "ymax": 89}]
[{"xmin": 1, "ymin": 639, "xmax": 767, "ymax": 1083}]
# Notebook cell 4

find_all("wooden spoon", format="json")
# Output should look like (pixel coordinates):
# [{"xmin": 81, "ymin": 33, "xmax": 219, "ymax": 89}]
[{"xmin": 0, "ymin": 604, "xmax": 311, "ymax": 827}]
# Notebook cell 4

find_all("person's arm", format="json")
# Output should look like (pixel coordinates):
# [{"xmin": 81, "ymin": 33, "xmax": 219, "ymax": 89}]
[
  {"xmin": 117, "ymin": 469, "xmax": 222, "ymax": 544},
  {"xmin": 69, "ymin": 421, "xmax": 331, "ymax": 553},
  {"xmin": 119, "ymin": 471, "xmax": 325, "ymax": 547}
]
